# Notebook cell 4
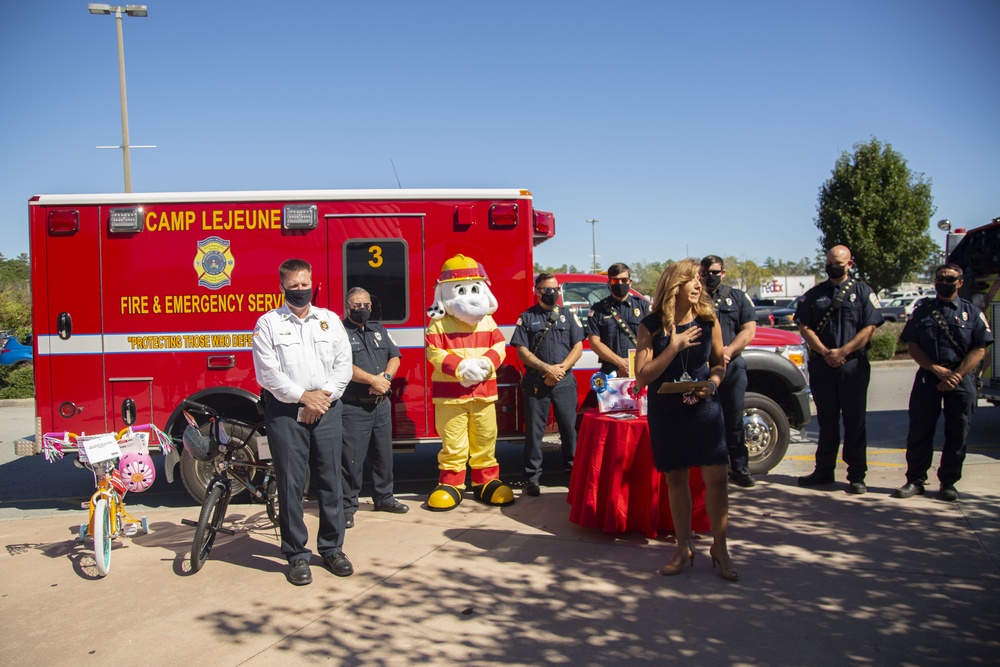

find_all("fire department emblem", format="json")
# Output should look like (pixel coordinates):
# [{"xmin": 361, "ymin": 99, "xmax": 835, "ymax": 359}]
[{"xmin": 194, "ymin": 237, "xmax": 235, "ymax": 290}]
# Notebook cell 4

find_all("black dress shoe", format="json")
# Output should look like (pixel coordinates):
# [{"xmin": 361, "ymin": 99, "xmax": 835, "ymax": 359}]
[
  {"xmin": 938, "ymin": 485, "xmax": 959, "ymax": 502},
  {"xmin": 797, "ymin": 471, "xmax": 835, "ymax": 487},
  {"xmin": 848, "ymin": 481, "xmax": 867, "ymax": 495},
  {"xmin": 344, "ymin": 513, "xmax": 355, "ymax": 529},
  {"xmin": 374, "ymin": 499, "xmax": 409, "ymax": 514},
  {"xmin": 526, "ymin": 482, "xmax": 541, "ymax": 497},
  {"xmin": 892, "ymin": 482, "xmax": 925, "ymax": 499},
  {"xmin": 287, "ymin": 558, "xmax": 312, "ymax": 586},
  {"xmin": 324, "ymin": 552, "xmax": 354, "ymax": 577},
  {"xmin": 731, "ymin": 469, "xmax": 756, "ymax": 488}
]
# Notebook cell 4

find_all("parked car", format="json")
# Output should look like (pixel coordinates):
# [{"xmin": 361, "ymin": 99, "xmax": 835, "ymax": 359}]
[
  {"xmin": 881, "ymin": 296, "xmax": 924, "ymax": 322},
  {"xmin": 754, "ymin": 306, "xmax": 775, "ymax": 327},
  {"xmin": 770, "ymin": 295, "xmax": 805, "ymax": 329},
  {"xmin": 555, "ymin": 272, "xmax": 646, "ymax": 321},
  {"xmin": 0, "ymin": 334, "xmax": 32, "ymax": 368},
  {"xmin": 885, "ymin": 290, "xmax": 921, "ymax": 300}
]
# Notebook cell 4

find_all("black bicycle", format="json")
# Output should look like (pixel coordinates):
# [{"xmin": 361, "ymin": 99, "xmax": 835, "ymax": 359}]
[{"xmin": 180, "ymin": 400, "xmax": 278, "ymax": 573}]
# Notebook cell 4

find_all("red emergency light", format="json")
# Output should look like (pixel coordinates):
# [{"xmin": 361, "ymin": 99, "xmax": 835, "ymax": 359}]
[
  {"xmin": 48, "ymin": 210, "xmax": 79, "ymax": 235},
  {"xmin": 489, "ymin": 203, "xmax": 518, "ymax": 229}
]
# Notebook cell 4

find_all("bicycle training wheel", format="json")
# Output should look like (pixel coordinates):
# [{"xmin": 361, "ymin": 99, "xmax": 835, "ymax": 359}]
[
  {"xmin": 93, "ymin": 498, "xmax": 112, "ymax": 577},
  {"xmin": 190, "ymin": 484, "xmax": 228, "ymax": 573}
]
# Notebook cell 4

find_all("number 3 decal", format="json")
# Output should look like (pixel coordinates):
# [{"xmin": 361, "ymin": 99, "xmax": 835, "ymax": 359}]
[{"xmin": 368, "ymin": 245, "xmax": 383, "ymax": 268}]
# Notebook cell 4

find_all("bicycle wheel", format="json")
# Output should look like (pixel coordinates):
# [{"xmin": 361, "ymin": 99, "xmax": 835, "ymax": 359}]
[
  {"xmin": 190, "ymin": 483, "xmax": 229, "ymax": 573},
  {"xmin": 93, "ymin": 498, "xmax": 112, "ymax": 577}
]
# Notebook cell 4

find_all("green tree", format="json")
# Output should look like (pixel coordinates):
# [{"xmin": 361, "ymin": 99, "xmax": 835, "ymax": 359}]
[
  {"xmin": 815, "ymin": 138, "xmax": 936, "ymax": 294},
  {"xmin": 724, "ymin": 256, "xmax": 765, "ymax": 295},
  {"xmin": 0, "ymin": 253, "xmax": 31, "ymax": 335}
]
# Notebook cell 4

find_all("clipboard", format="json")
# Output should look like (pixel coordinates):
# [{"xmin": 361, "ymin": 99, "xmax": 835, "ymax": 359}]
[{"xmin": 658, "ymin": 381, "xmax": 709, "ymax": 394}]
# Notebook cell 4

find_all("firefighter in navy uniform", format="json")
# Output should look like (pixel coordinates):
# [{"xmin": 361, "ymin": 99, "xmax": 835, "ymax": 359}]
[
  {"xmin": 340, "ymin": 288, "xmax": 408, "ymax": 530},
  {"xmin": 794, "ymin": 245, "xmax": 883, "ymax": 494},
  {"xmin": 511, "ymin": 273, "xmax": 584, "ymax": 497},
  {"xmin": 586, "ymin": 262, "xmax": 650, "ymax": 378},
  {"xmin": 893, "ymin": 264, "xmax": 993, "ymax": 502},
  {"xmin": 699, "ymin": 255, "xmax": 757, "ymax": 487}
]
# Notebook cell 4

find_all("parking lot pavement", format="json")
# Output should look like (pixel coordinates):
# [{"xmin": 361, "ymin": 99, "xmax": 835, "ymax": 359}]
[{"xmin": 1, "ymin": 459, "xmax": 998, "ymax": 666}]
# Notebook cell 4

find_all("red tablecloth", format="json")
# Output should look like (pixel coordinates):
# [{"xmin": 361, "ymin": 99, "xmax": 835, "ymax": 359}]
[{"xmin": 567, "ymin": 410, "xmax": 710, "ymax": 538}]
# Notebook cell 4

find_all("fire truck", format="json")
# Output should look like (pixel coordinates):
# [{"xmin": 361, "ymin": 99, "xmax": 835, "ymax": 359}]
[
  {"xmin": 27, "ymin": 188, "xmax": 552, "ymax": 499},
  {"xmin": 946, "ymin": 216, "xmax": 1000, "ymax": 405}
]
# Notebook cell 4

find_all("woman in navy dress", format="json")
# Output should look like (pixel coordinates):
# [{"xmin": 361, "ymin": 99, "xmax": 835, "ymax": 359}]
[{"xmin": 635, "ymin": 259, "xmax": 738, "ymax": 581}]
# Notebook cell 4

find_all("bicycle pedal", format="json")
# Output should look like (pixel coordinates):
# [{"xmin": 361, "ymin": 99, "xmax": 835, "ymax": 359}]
[
  {"xmin": 80, "ymin": 502, "xmax": 90, "ymax": 509},
  {"xmin": 124, "ymin": 525, "xmax": 138, "ymax": 537}
]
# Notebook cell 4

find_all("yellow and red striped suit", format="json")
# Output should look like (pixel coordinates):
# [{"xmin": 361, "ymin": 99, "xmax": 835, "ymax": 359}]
[{"xmin": 425, "ymin": 315, "xmax": 506, "ymax": 487}]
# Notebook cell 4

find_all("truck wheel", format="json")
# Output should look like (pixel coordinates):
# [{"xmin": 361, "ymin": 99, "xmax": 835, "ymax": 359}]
[
  {"xmin": 743, "ymin": 392, "xmax": 790, "ymax": 475},
  {"xmin": 179, "ymin": 424, "xmax": 260, "ymax": 504}
]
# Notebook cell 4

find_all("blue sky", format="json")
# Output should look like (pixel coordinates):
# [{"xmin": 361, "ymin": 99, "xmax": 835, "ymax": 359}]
[{"xmin": 2, "ymin": 1, "xmax": 997, "ymax": 270}]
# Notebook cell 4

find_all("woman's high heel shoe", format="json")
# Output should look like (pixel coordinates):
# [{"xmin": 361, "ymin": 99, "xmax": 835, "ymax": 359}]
[
  {"xmin": 659, "ymin": 543, "xmax": 696, "ymax": 576},
  {"xmin": 710, "ymin": 544, "xmax": 739, "ymax": 582}
]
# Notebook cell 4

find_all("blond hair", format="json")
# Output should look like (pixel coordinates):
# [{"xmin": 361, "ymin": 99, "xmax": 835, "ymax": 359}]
[{"xmin": 650, "ymin": 258, "xmax": 717, "ymax": 332}]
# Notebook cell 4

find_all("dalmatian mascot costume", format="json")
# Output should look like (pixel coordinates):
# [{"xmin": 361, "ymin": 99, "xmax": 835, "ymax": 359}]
[{"xmin": 424, "ymin": 254, "xmax": 515, "ymax": 511}]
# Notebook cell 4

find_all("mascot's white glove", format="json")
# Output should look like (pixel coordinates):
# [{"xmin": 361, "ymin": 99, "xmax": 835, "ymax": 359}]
[
  {"xmin": 457, "ymin": 358, "xmax": 490, "ymax": 387},
  {"xmin": 474, "ymin": 358, "xmax": 493, "ymax": 375}
]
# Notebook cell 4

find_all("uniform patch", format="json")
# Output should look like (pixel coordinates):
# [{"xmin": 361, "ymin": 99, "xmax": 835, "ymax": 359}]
[
  {"xmin": 515, "ymin": 317, "xmax": 523, "ymax": 326},
  {"xmin": 869, "ymin": 293, "xmax": 881, "ymax": 309},
  {"xmin": 559, "ymin": 315, "xmax": 566, "ymax": 323},
  {"xmin": 374, "ymin": 331, "xmax": 383, "ymax": 341},
  {"xmin": 726, "ymin": 298, "xmax": 732, "ymax": 306},
  {"xmin": 587, "ymin": 309, "xmax": 595, "ymax": 318},
  {"xmin": 634, "ymin": 308, "xmax": 640, "ymax": 318},
  {"xmin": 849, "ymin": 293, "xmax": 857, "ymax": 302},
  {"xmin": 573, "ymin": 313, "xmax": 584, "ymax": 327},
  {"xmin": 981, "ymin": 311, "xmax": 992, "ymax": 331},
  {"xmin": 320, "ymin": 321, "xmax": 329, "ymax": 330},
  {"xmin": 962, "ymin": 311, "xmax": 968, "ymax": 321}
]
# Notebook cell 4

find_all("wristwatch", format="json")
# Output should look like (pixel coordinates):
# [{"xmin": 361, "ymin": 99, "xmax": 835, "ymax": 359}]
[{"xmin": 383, "ymin": 373, "xmax": 392, "ymax": 382}]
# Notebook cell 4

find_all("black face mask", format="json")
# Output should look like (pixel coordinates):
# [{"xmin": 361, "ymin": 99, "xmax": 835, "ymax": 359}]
[
  {"xmin": 348, "ymin": 308, "xmax": 371, "ymax": 325},
  {"xmin": 283, "ymin": 287, "xmax": 312, "ymax": 308},
  {"xmin": 935, "ymin": 282, "xmax": 958, "ymax": 299},
  {"xmin": 704, "ymin": 274, "xmax": 722, "ymax": 291},
  {"xmin": 540, "ymin": 293, "xmax": 559, "ymax": 307},
  {"xmin": 610, "ymin": 283, "xmax": 631, "ymax": 298},
  {"xmin": 825, "ymin": 264, "xmax": 847, "ymax": 280}
]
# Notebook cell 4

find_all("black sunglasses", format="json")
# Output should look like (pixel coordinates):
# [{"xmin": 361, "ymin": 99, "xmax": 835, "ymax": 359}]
[{"xmin": 935, "ymin": 276, "xmax": 959, "ymax": 284}]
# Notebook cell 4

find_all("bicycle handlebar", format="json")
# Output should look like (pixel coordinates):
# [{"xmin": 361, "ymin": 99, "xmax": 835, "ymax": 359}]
[{"xmin": 182, "ymin": 399, "xmax": 217, "ymax": 418}]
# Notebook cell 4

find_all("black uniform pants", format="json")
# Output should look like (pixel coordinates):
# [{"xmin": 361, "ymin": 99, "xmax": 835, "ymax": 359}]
[
  {"xmin": 524, "ymin": 375, "xmax": 577, "ymax": 483},
  {"xmin": 719, "ymin": 355, "xmax": 749, "ymax": 471},
  {"xmin": 904, "ymin": 370, "xmax": 976, "ymax": 486},
  {"xmin": 266, "ymin": 398, "xmax": 345, "ymax": 562},
  {"xmin": 341, "ymin": 399, "xmax": 395, "ymax": 513},
  {"xmin": 808, "ymin": 355, "xmax": 870, "ymax": 482}
]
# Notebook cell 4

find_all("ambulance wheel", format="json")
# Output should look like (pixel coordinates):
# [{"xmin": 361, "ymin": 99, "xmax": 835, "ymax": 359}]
[
  {"xmin": 179, "ymin": 426, "xmax": 259, "ymax": 504},
  {"xmin": 744, "ymin": 393, "xmax": 790, "ymax": 475}
]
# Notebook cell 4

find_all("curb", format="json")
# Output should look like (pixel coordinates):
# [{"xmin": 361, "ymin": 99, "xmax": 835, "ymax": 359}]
[{"xmin": 0, "ymin": 399, "xmax": 34, "ymax": 407}]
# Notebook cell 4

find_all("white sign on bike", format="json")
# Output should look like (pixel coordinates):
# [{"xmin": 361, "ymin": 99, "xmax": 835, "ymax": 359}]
[
  {"xmin": 255, "ymin": 434, "xmax": 271, "ymax": 460},
  {"xmin": 78, "ymin": 433, "xmax": 121, "ymax": 464},
  {"xmin": 118, "ymin": 431, "xmax": 149, "ymax": 455}
]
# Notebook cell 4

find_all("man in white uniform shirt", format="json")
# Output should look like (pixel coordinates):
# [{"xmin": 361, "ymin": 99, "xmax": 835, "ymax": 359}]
[{"xmin": 252, "ymin": 258, "xmax": 353, "ymax": 585}]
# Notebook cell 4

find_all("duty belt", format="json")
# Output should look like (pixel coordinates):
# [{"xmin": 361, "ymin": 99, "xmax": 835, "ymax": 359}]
[{"xmin": 342, "ymin": 395, "xmax": 386, "ymax": 405}]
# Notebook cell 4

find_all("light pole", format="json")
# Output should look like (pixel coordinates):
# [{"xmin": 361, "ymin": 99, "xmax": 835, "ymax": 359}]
[
  {"xmin": 586, "ymin": 219, "xmax": 600, "ymax": 272},
  {"xmin": 89, "ymin": 3, "xmax": 148, "ymax": 193}
]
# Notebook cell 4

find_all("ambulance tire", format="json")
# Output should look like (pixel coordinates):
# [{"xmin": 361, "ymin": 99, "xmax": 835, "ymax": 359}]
[
  {"xmin": 180, "ymin": 438, "xmax": 258, "ymax": 504},
  {"xmin": 743, "ymin": 392, "xmax": 790, "ymax": 475}
]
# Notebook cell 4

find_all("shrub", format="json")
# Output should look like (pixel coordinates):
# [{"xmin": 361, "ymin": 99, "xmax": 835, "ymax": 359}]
[
  {"xmin": 0, "ymin": 363, "xmax": 34, "ymax": 399},
  {"xmin": 869, "ymin": 332, "xmax": 898, "ymax": 361}
]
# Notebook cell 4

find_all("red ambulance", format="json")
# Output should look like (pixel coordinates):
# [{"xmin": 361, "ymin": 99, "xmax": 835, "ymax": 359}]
[{"xmin": 28, "ymin": 188, "xmax": 552, "ymax": 498}]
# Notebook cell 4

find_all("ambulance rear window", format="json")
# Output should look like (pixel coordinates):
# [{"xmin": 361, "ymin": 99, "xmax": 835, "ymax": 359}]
[{"xmin": 344, "ymin": 240, "xmax": 407, "ymax": 323}]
